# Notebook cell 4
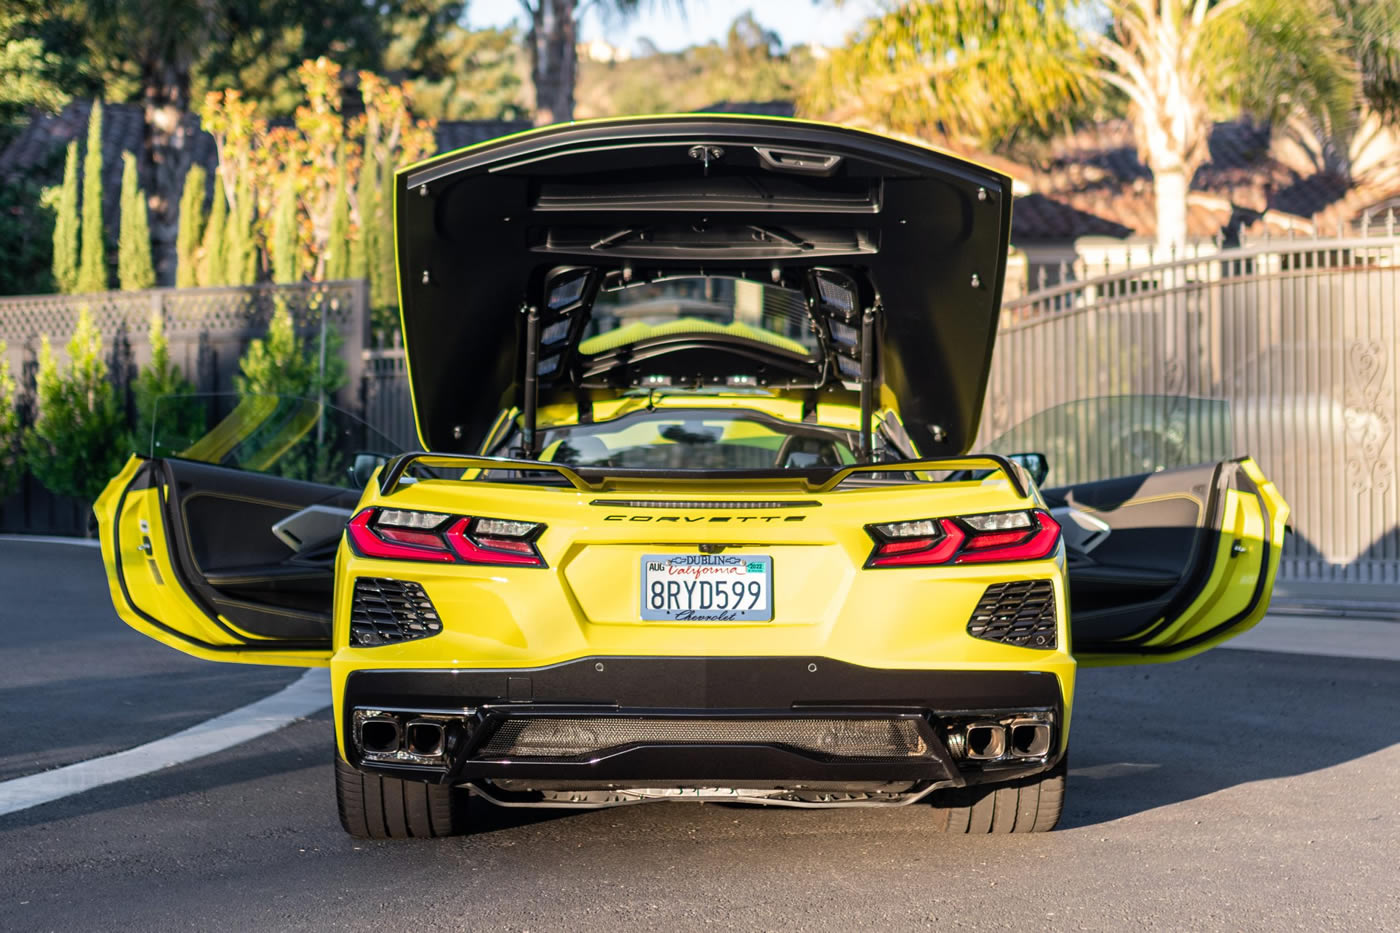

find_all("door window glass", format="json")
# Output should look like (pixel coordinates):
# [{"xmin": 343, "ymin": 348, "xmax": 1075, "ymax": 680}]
[
  {"xmin": 983, "ymin": 395, "xmax": 1234, "ymax": 487},
  {"xmin": 147, "ymin": 393, "xmax": 403, "ymax": 488}
]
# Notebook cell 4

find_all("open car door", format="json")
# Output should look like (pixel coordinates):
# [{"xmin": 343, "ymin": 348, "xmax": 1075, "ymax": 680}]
[
  {"xmin": 96, "ymin": 394, "xmax": 401, "ymax": 667},
  {"xmin": 986, "ymin": 396, "xmax": 1289, "ymax": 665}
]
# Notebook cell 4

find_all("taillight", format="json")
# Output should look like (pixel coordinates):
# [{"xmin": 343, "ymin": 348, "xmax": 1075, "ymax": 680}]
[
  {"xmin": 347, "ymin": 508, "xmax": 546, "ymax": 567},
  {"xmin": 866, "ymin": 510, "xmax": 1059, "ymax": 567}
]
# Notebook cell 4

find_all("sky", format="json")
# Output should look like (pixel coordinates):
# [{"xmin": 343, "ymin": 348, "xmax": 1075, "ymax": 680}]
[{"xmin": 465, "ymin": 1, "xmax": 883, "ymax": 53}]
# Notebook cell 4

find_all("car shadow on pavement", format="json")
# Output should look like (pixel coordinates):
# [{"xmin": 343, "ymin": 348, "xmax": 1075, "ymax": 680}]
[{"xmin": 1058, "ymin": 647, "xmax": 1400, "ymax": 829}]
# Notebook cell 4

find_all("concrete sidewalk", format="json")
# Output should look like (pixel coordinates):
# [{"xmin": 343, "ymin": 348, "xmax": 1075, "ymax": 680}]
[{"xmin": 1268, "ymin": 580, "xmax": 1400, "ymax": 621}]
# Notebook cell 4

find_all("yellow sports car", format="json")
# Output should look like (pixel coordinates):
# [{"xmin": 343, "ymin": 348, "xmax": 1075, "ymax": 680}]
[{"xmin": 95, "ymin": 115, "xmax": 1288, "ymax": 837}]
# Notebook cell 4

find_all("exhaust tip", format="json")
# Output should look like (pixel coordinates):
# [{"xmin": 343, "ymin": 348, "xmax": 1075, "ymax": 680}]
[
  {"xmin": 359, "ymin": 717, "xmax": 401, "ymax": 755},
  {"xmin": 964, "ymin": 723, "xmax": 1006, "ymax": 760},
  {"xmin": 405, "ymin": 720, "xmax": 446, "ymax": 758},
  {"xmin": 1009, "ymin": 720, "xmax": 1052, "ymax": 758}
]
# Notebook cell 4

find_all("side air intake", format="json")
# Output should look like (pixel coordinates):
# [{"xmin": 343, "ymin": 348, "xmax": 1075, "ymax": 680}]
[
  {"xmin": 350, "ymin": 578, "xmax": 443, "ymax": 646},
  {"xmin": 966, "ymin": 580, "xmax": 1057, "ymax": 649}
]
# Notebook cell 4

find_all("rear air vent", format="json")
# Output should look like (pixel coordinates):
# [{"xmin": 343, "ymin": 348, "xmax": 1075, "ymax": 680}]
[
  {"xmin": 350, "ymin": 578, "xmax": 442, "ymax": 647},
  {"xmin": 966, "ymin": 580, "xmax": 1057, "ymax": 649},
  {"xmin": 479, "ymin": 716, "xmax": 930, "ymax": 760},
  {"xmin": 589, "ymin": 499, "xmax": 819, "ymax": 509}
]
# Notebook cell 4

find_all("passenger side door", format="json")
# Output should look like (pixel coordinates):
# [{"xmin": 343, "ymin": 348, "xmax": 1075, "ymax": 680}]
[
  {"xmin": 97, "ymin": 394, "xmax": 400, "ymax": 666},
  {"xmin": 985, "ymin": 396, "xmax": 1288, "ymax": 664}
]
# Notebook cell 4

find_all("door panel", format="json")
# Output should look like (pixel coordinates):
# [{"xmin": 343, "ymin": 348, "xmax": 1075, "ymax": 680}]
[
  {"xmin": 96, "ymin": 455, "xmax": 351, "ymax": 666},
  {"xmin": 1049, "ymin": 458, "xmax": 1288, "ymax": 665}
]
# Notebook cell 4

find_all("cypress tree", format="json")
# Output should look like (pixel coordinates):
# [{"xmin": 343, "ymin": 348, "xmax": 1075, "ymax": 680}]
[
  {"xmin": 51, "ymin": 141, "xmax": 79, "ymax": 294},
  {"xmin": 325, "ymin": 152, "xmax": 350, "ymax": 281},
  {"xmin": 175, "ymin": 166, "xmax": 207, "ymax": 288},
  {"xmin": 350, "ymin": 146, "xmax": 378, "ymax": 287},
  {"xmin": 76, "ymin": 101, "xmax": 107, "ymax": 294},
  {"xmin": 118, "ymin": 153, "xmax": 156, "ymax": 291},
  {"xmin": 198, "ymin": 181, "xmax": 227, "ymax": 286},
  {"xmin": 225, "ymin": 177, "xmax": 256, "ymax": 286},
  {"xmin": 372, "ymin": 157, "xmax": 397, "ymax": 311},
  {"xmin": 270, "ymin": 174, "xmax": 298, "ymax": 284}
]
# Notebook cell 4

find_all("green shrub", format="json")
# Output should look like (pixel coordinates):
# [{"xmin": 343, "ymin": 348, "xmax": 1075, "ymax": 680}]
[
  {"xmin": 235, "ymin": 302, "xmax": 348, "ymax": 484},
  {"xmin": 0, "ymin": 342, "xmax": 20, "ymax": 498},
  {"xmin": 132, "ymin": 311, "xmax": 203, "ymax": 456},
  {"xmin": 24, "ymin": 308, "xmax": 131, "ymax": 504},
  {"xmin": 236, "ymin": 302, "xmax": 346, "ymax": 400}
]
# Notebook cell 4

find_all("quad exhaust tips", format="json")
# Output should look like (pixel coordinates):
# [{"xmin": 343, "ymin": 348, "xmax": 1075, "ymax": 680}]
[
  {"xmin": 958, "ymin": 718, "xmax": 1052, "ymax": 760},
  {"xmin": 351, "ymin": 708, "xmax": 471, "ymax": 766}
]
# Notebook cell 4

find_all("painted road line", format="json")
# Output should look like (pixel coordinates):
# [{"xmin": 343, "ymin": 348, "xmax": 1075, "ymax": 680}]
[
  {"xmin": 0, "ymin": 668, "xmax": 330, "ymax": 818},
  {"xmin": 1222, "ymin": 614, "xmax": 1400, "ymax": 662}
]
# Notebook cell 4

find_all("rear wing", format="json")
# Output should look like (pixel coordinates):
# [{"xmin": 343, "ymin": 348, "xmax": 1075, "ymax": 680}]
[{"xmin": 378, "ymin": 452, "xmax": 1031, "ymax": 498}]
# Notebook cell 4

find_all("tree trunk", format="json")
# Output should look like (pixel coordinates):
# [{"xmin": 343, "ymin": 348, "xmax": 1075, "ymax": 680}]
[
  {"xmin": 141, "ymin": 59, "xmax": 192, "ymax": 287},
  {"xmin": 528, "ymin": 0, "xmax": 579, "ymax": 125},
  {"xmin": 1152, "ymin": 165, "xmax": 1190, "ymax": 256}
]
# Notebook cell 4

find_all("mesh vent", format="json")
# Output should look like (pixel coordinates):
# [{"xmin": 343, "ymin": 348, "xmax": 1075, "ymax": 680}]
[
  {"xmin": 967, "ymin": 580, "xmax": 1057, "ymax": 648},
  {"xmin": 479, "ymin": 716, "xmax": 929, "ymax": 760},
  {"xmin": 350, "ymin": 578, "xmax": 442, "ymax": 647}
]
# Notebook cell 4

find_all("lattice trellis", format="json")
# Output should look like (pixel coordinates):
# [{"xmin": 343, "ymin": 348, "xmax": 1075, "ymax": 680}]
[{"xmin": 0, "ymin": 280, "xmax": 370, "ymax": 414}]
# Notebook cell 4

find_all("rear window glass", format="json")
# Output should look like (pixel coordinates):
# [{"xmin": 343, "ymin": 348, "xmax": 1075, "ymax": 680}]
[
  {"xmin": 579, "ymin": 277, "xmax": 819, "ymax": 358},
  {"xmin": 536, "ymin": 410, "xmax": 856, "ymax": 471}
]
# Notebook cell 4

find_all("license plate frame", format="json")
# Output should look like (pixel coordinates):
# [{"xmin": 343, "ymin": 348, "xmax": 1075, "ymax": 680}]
[{"xmin": 640, "ymin": 553, "xmax": 773, "ymax": 622}]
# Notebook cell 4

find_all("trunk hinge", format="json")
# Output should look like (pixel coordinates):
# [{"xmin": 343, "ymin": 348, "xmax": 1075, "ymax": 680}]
[
  {"xmin": 521, "ymin": 305, "xmax": 541, "ymax": 459},
  {"xmin": 858, "ymin": 306, "xmax": 878, "ymax": 462}
]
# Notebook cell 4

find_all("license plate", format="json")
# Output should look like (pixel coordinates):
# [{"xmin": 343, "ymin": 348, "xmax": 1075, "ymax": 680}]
[{"xmin": 640, "ymin": 554, "xmax": 773, "ymax": 622}]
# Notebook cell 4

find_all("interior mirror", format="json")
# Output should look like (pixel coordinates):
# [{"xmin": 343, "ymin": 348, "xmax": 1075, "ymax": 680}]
[
  {"xmin": 1006, "ymin": 452, "xmax": 1050, "ymax": 487},
  {"xmin": 349, "ymin": 452, "xmax": 390, "ymax": 488}
]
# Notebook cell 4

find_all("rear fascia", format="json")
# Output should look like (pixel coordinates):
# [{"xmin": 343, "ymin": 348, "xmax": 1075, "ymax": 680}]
[{"xmin": 329, "ymin": 471, "xmax": 1076, "ymax": 767}]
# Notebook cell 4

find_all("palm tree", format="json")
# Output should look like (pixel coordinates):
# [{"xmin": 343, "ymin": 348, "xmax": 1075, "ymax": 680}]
[
  {"xmin": 802, "ymin": 0, "xmax": 1361, "ymax": 251},
  {"xmin": 519, "ymin": 0, "xmax": 684, "ymax": 125}
]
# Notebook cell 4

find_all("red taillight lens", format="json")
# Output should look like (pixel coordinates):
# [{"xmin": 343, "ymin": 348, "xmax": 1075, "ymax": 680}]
[
  {"xmin": 866, "ymin": 510, "xmax": 1059, "ymax": 567},
  {"xmin": 953, "ymin": 511, "xmax": 1060, "ymax": 563},
  {"xmin": 347, "ymin": 510, "xmax": 455, "ymax": 563},
  {"xmin": 347, "ymin": 509, "xmax": 545, "ymax": 567},
  {"xmin": 445, "ymin": 518, "xmax": 543, "ymax": 566}
]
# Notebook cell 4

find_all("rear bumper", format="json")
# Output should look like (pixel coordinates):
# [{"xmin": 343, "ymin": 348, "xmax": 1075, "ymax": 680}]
[{"xmin": 341, "ymin": 656, "xmax": 1066, "ymax": 789}]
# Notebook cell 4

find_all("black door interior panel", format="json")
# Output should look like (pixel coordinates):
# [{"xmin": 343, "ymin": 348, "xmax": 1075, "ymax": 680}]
[
  {"xmin": 158, "ymin": 459, "xmax": 357, "ymax": 641},
  {"xmin": 1049, "ymin": 462, "xmax": 1222, "ymax": 646}
]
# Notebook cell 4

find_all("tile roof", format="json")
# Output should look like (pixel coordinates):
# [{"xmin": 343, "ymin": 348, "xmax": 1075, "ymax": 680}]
[{"xmin": 1008, "ymin": 119, "xmax": 1400, "ymax": 242}]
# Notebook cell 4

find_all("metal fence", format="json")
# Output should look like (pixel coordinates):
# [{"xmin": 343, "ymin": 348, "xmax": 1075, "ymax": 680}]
[
  {"xmin": 361, "ymin": 344, "xmax": 418, "ymax": 451},
  {"xmin": 982, "ymin": 234, "xmax": 1400, "ymax": 584}
]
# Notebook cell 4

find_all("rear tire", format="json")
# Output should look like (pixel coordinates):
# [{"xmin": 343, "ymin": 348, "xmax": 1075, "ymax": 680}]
[
  {"xmin": 335, "ymin": 755, "xmax": 468, "ymax": 839},
  {"xmin": 924, "ymin": 755, "xmax": 1067, "ymax": 834}
]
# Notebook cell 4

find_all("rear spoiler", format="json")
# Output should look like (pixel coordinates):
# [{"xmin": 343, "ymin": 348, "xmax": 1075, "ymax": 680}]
[{"xmin": 378, "ymin": 453, "xmax": 1031, "ymax": 498}]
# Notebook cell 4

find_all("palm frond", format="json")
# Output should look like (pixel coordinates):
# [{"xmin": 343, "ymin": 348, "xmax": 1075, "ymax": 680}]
[{"xmin": 798, "ymin": 0, "xmax": 1098, "ymax": 148}]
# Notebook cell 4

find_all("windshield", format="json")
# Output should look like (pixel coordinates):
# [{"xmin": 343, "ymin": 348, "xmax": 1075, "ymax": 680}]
[
  {"xmin": 580, "ymin": 276, "xmax": 819, "ymax": 359},
  {"xmin": 528, "ymin": 409, "xmax": 857, "ymax": 471}
]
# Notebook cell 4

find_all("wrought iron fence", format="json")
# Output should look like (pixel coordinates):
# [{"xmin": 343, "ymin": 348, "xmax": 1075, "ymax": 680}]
[
  {"xmin": 983, "ymin": 234, "xmax": 1400, "ymax": 584},
  {"xmin": 361, "ymin": 344, "xmax": 418, "ymax": 451}
]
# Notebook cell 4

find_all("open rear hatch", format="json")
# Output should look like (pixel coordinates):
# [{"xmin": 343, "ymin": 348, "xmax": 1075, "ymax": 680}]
[{"xmin": 394, "ymin": 115, "xmax": 1014, "ymax": 457}]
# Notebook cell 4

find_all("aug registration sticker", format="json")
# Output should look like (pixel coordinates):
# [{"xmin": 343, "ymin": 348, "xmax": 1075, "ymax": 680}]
[{"xmin": 640, "ymin": 554, "xmax": 773, "ymax": 622}]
